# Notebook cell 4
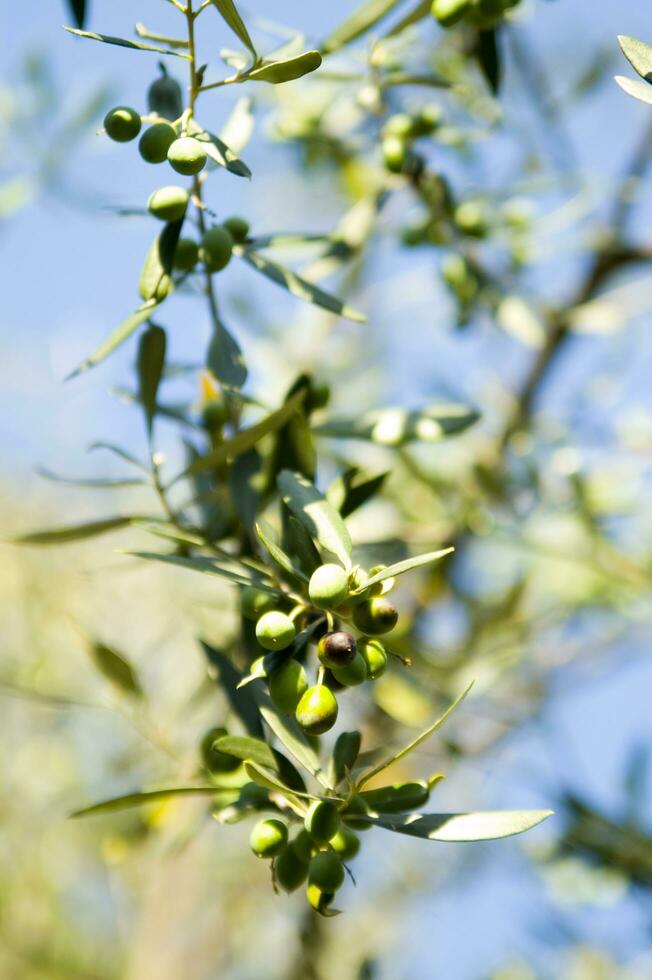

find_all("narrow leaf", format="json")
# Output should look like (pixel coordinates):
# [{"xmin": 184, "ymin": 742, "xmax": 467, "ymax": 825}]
[
  {"xmin": 210, "ymin": 0, "xmax": 257, "ymax": 59},
  {"xmin": 138, "ymin": 324, "xmax": 167, "ymax": 438},
  {"xmin": 201, "ymin": 641, "xmax": 263, "ymax": 737},
  {"xmin": 127, "ymin": 551, "xmax": 278, "ymax": 590},
  {"xmin": 12, "ymin": 516, "xmax": 142, "ymax": 545},
  {"xmin": 375, "ymin": 809, "xmax": 554, "ymax": 842},
  {"xmin": 67, "ymin": 301, "xmax": 159, "ymax": 379},
  {"xmin": 256, "ymin": 521, "xmax": 309, "ymax": 584},
  {"xmin": 351, "ymin": 548, "xmax": 454, "ymax": 593},
  {"xmin": 244, "ymin": 761, "xmax": 317, "ymax": 800},
  {"xmin": 67, "ymin": 0, "xmax": 86, "ymax": 29},
  {"xmin": 138, "ymin": 220, "xmax": 183, "ymax": 302},
  {"xmin": 219, "ymin": 96, "xmax": 255, "ymax": 154},
  {"xmin": 322, "ymin": 0, "xmax": 402, "ymax": 54},
  {"xmin": 618, "ymin": 35, "xmax": 652, "ymax": 83},
  {"xmin": 477, "ymin": 28, "xmax": 501, "ymax": 94},
  {"xmin": 248, "ymin": 51, "xmax": 322, "ymax": 85},
  {"xmin": 259, "ymin": 700, "xmax": 329, "ymax": 788},
  {"xmin": 327, "ymin": 469, "xmax": 389, "ymax": 519},
  {"xmin": 615, "ymin": 74, "xmax": 652, "ymax": 105},
  {"xmin": 189, "ymin": 122, "xmax": 252, "ymax": 178},
  {"xmin": 135, "ymin": 24, "xmax": 190, "ymax": 48},
  {"xmin": 63, "ymin": 26, "xmax": 189, "ymax": 58},
  {"xmin": 37, "ymin": 468, "xmax": 145, "ymax": 489},
  {"xmin": 207, "ymin": 321, "xmax": 247, "ymax": 388},
  {"xmin": 89, "ymin": 642, "xmax": 143, "ymax": 698},
  {"xmin": 71, "ymin": 786, "xmax": 222, "ymax": 817},
  {"xmin": 329, "ymin": 731, "xmax": 361, "ymax": 787},
  {"xmin": 215, "ymin": 735, "xmax": 276, "ymax": 769},
  {"xmin": 314, "ymin": 404, "xmax": 479, "ymax": 445},
  {"xmin": 277, "ymin": 470, "xmax": 352, "ymax": 567}
]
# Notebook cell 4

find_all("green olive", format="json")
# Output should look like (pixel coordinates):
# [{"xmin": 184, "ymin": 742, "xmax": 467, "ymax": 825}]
[
  {"xmin": 269, "ymin": 659, "xmax": 308, "ymax": 714},
  {"xmin": 382, "ymin": 135, "xmax": 407, "ymax": 174},
  {"xmin": 173, "ymin": 238, "xmax": 199, "ymax": 271},
  {"xmin": 341, "ymin": 794, "xmax": 372, "ymax": 830},
  {"xmin": 308, "ymin": 564, "xmax": 349, "ymax": 609},
  {"xmin": 307, "ymin": 883, "xmax": 335, "ymax": 914},
  {"xmin": 368, "ymin": 564, "xmax": 396, "ymax": 595},
  {"xmin": 255, "ymin": 611, "xmax": 296, "ymax": 651},
  {"xmin": 331, "ymin": 652, "xmax": 367, "ymax": 687},
  {"xmin": 308, "ymin": 851, "xmax": 345, "ymax": 891},
  {"xmin": 200, "ymin": 726, "xmax": 241, "ymax": 774},
  {"xmin": 361, "ymin": 780, "xmax": 430, "ymax": 814},
  {"xmin": 250, "ymin": 818, "xmax": 288, "ymax": 858},
  {"xmin": 147, "ymin": 185, "xmax": 189, "ymax": 222},
  {"xmin": 352, "ymin": 597, "xmax": 399, "ymax": 636},
  {"xmin": 431, "ymin": 0, "xmax": 470, "ymax": 27},
  {"xmin": 223, "ymin": 215, "xmax": 250, "ymax": 242},
  {"xmin": 411, "ymin": 105, "xmax": 442, "ymax": 137},
  {"xmin": 304, "ymin": 800, "xmax": 341, "ymax": 844},
  {"xmin": 358, "ymin": 638, "xmax": 388, "ymax": 680},
  {"xmin": 317, "ymin": 631, "xmax": 357, "ymax": 670},
  {"xmin": 139, "ymin": 123, "xmax": 177, "ymax": 163},
  {"xmin": 329, "ymin": 825, "xmax": 360, "ymax": 861},
  {"xmin": 240, "ymin": 586, "xmax": 277, "ymax": 621},
  {"xmin": 167, "ymin": 136, "xmax": 207, "ymax": 175},
  {"xmin": 104, "ymin": 106, "xmax": 141, "ymax": 142},
  {"xmin": 383, "ymin": 113, "xmax": 414, "ymax": 140},
  {"xmin": 201, "ymin": 225, "xmax": 234, "ymax": 273},
  {"xmin": 275, "ymin": 843, "xmax": 308, "ymax": 892},
  {"xmin": 292, "ymin": 828, "xmax": 315, "ymax": 863},
  {"xmin": 454, "ymin": 200, "xmax": 489, "ymax": 238},
  {"xmin": 295, "ymin": 685, "xmax": 338, "ymax": 735}
]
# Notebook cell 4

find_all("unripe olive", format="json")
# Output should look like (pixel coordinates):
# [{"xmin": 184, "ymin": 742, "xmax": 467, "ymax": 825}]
[
  {"xmin": 255, "ymin": 611, "xmax": 296, "ymax": 651},
  {"xmin": 275, "ymin": 843, "xmax": 308, "ymax": 892},
  {"xmin": 358, "ymin": 638, "xmax": 388, "ymax": 680},
  {"xmin": 250, "ymin": 818, "xmax": 288, "ymax": 858},
  {"xmin": 241, "ymin": 586, "xmax": 277, "ymax": 621},
  {"xmin": 223, "ymin": 215, "xmax": 250, "ymax": 242},
  {"xmin": 304, "ymin": 800, "xmax": 340, "ymax": 844},
  {"xmin": 361, "ymin": 780, "xmax": 430, "ymax": 813},
  {"xmin": 239, "ymin": 781, "xmax": 270, "ymax": 808},
  {"xmin": 173, "ymin": 237, "xmax": 199, "ymax": 271},
  {"xmin": 331, "ymin": 652, "xmax": 367, "ymax": 687},
  {"xmin": 201, "ymin": 225, "xmax": 234, "ymax": 273},
  {"xmin": 347, "ymin": 567, "xmax": 371, "ymax": 605},
  {"xmin": 147, "ymin": 185, "xmax": 189, "ymax": 222},
  {"xmin": 269, "ymin": 659, "xmax": 308, "ymax": 714},
  {"xmin": 454, "ymin": 200, "xmax": 489, "ymax": 238},
  {"xmin": 139, "ymin": 122, "xmax": 176, "ymax": 163},
  {"xmin": 104, "ymin": 106, "xmax": 141, "ymax": 142},
  {"xmin": 307, "ymin": 883, "xmax": 335, "ymax": 914},
  {"xmin": 200, "ymin": 726, "xmax": 241, "ymax": 774},
  {"xmin": 411, "ymin": 104, "xmax": 442, "ymax": 137},
  {"xmin": 383, "ymin": 113, "xmax": 414, "ymax": 140},
  {"xmin": 308, "ymin": 564, "xmax": 349, "ymax": 610},
  {"xmin": 308, "ymin": 851, "xmax": 345, "ymax": 891},
  {"xmin": 431, "ymin": 0, "xmax": 470, "ymax": 27},
  {"xmin": 352, "ymin": 597, "xmax": 399, "ymax": 636},
  {"xmin": 317, "ymin": 631, "xmax": 357, "ymax": 670},
  {"xmin": 382, "ymin": 135, "xmax": 407, "ymax": 174},
  {"xmin": 292, "ymin": 828, "xmax": 315, "ymax": 863},
  {"xmin": 368, "ymin": 564, "xmax": 395, "ymax": 595},
  {"xmin": 202, "ymin": 396, "xmax": 229, "ymax": 430},
  {"xmin": 329, "ymin": 825, "xmax": 360, "ymax": 861},
  {"xmin": 148, "ymin": 66, "xmax": 183, "ymax": 121},
  {"xmin": 342, "ymin": 794, "xmax": 372, "ymax": 830},
  {"xmin": 295, "ymin": 685, "xmax": 338, "ymax": 735},
  {"xmin": 167, "ymin": 136, "xmax": 207, "ymax": 175}
]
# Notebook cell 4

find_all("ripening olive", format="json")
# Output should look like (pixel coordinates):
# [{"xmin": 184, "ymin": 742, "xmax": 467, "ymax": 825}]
[
  {"xmin": 329, "ymin": 825, "xmax": 360, "ymax": 861},
  {"xmin": 307, "ymin": 883, "xmax": 335, "ymax": 914},
  {"xmin": 308, "ymin": 564, "xmax": 349, "ymax": 610},
  {"xmin": 358, "ymin": 638, "xmax": 388, "ymax": 680},
  {"xmin": 256, "ymin": 611, "xmax": 296, "ymax": 651},
  {"xmin": 104, "ymin": 106, "xmax": 141, "ymax": 142},
  {"xmin": 317, "ymin": 631, "xmax": 357, "ymax": 670},
  {"xmin": 331, "ymin": 652, "xmax": 367, "ymax": 687},
  {"xmin": 167, "ymin": 136, "xmax": 207, "ymax": 175},
  {"xmin": 173, "ymin": 237, "xmax": 199, "ymax": 271},
  {"xmin": 295, "ymin": 685, "xmax": 338, "ymax": 735},
  {"xmin": 275, "ymin": 843, "xmax": 308, "ymax": 892},
  {"xmin": 269, "ymin": 659, "xmax": 308, "ymax": 715},
  {"xmin": 304, "ymin": 800, "xmax": 341, "ymax": 844},
  {"xmin": 431, "ymin": 0, "xmax": 470, "ymax": 27},
  {"xmin": 352, "ymin": 597, "xmax": 399, "ymax": 636},
  {"xmin": 223, "ymin": 215, "xmax": 250, "ymax": 242},
  {"xmin": 241, "ymin": 586, "xmax": 277, "ymax": 621},
  {"xmin": 308, "ymin": 851, "xmax": 345, "ymax": 891},
  {"xmin": 200, "ymin": 726, "xmax": 241, "ymax": 774},
  {"xmin": 341, "ymin": 794, "xmax": 372, "ymax": 830},
  {"xmin": 201, "ymin": 225, "xmax": 234, "ymax": 273},
  {"xmin": 250, "ymin": 818, "xmax": 288, "ymax": 858},
  {"xmin": 147, "ymin": 185, "xmax": 189, "ymax": 222},
  {"xmin": 382, "ymin": 135, "xmax": 407, "ymax": 174},
  {"xmin": 139, "ymin": 123, "xmax": 177, "ymax": 163}
]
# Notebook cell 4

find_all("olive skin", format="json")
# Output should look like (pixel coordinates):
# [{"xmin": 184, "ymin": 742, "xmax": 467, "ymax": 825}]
[
  {"xmin": 292, "ymin": 829, "xmax": 315, "ymax": 863},
  {"xmin": 223, "ymin": 215, "xmax": 250, "ymax": 242},
  {"xmin": 331, "ymin": 652, "xmax": 367, "ymax": 687},
  {"xmin": 201, "ymin": 225, "xmax": 234, "ymax": 272},
  {"xmin": 358, "ymin": 638, "xmax": 388, "ymax": 680},
  {"xmin": 255, "ymin": 611, "xmax": 296, "ymax": 651},
  {"xmin": 104, "ymin": 106, "xmax": 141, "ymax": 142},
  {"xmin": 275, "ymin": 843, "xmax": 308, "ymax": 892},
  {"xmin": 250, "ymin": 818, "xmax": 288, "ymax": 858},
  {"xmin": 361, "ymin": 780, "xmax": 430, "ymax": 814},
  {"xmin": 295, "ymin": 685, "xmax": 338, "ymax": 735},
  {"xmin": 304, "ymin": 800, "xmax": 340, "ymax": 844},
  {"xmin": 454, "ymin": 200, "xmax": 489, "ymax": 238},
  {"xmin": 200, "ymin": 726, "xmax": 241, "ymax": 774},
  {"xmin": 317, "ymin": 631, "xmax": 357, "ymax": 670},
  {"xmin": 147, "ymin": 185, "xmax": 189, "ymax": 222},
  {"xmin": 308, "ymin": 851, "xmax": 345, "ymax": 891},
  {"xmin": 431, "ymin": 0, "xmax": 470, "ymax": 27},
  {"xmin": 167, "ymin": 136, "xmax": 207, "ymax": 176},
  {"xmin": 241, "ymin": 586, "xmax": 277, "ymax": 621},
  {"xmin": 269, "ymin": 659, "xmax": 308, "ymax": 715},
  {"xmin": 352, "ymin": 597, "xmax": 399, "ymax": 636},
  {"xmin": 308, "ymin": 564, "xmax": 349, "ymax": 610},
  {"xmin": 341, "ymin": 794, "xmax": 372, "ymax": 830},
  {"xmin": 329, "ymin": 825, "xmax": 360, "ymax": 861},
  {"xmin": 139, "ymin": 123, "xmax": 177, "ymax": 163},
  {"xmin": 307, "ymin": 883, "xmax": 335, "ymax": 914},
  {"xmin": 382, "ymin": 135, "xmax": 407, "ymax": 173},
  {"xmin": 173, "ymin": 238, "xmax": 199, "ymax": 271}
]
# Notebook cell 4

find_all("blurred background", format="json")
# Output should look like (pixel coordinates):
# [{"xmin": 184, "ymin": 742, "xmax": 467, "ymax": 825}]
[{"xmin": 2, "ymin": 1, "xmax": 652, "ymax": 977}]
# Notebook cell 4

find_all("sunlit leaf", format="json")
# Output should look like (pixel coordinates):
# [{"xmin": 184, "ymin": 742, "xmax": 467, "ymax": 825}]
[
  {"xmin": 67, "ymin": 300, "xmax": 160, "ymax": 379},
  {"xmin": 615, "ymin": 74, "xmax": 652, "ymax": 105},
  {"xmin": 215, "ymin": 735, "xmax": 277, "ymax": 769},
  {"xmin": 255, "ymin": 522, "xmax": 309, "ymax": 584},
  {"xmin": 89, "ymin": 642, "xmax": 144, "ymax": 699},
  {"xmin": 375, "ymin": 809, "xmax": 554, "ymax": 841},
  {"xmin": 351, "ymin": 548, "xmax": 454, "ymax": 593},
  {"xmin": 63, "ymin": 26, "xmax": 189, "ymax": 58},
  {"xmin": 219, "ymin": 96, "xmax": 255, "ymax": 155},
  {"xmin": 258, "ymin": 699, "xmax": 329, "ymax": 788},
  {"xmin": 248, "ymin": 51, "xmax": 322, "ymax": 84},
  {"xmin": 189, "ymin": 121, "xmax": 252, "ymax": 178},
  {"xmin": 618, "ymin": 35, "xmax": 652, "ymax": 83},
  {"xmin": 243, "ymin": 760, "xmax": 316, "ymax": 800},
  {"xmin": 127, "ymin": 551, "xmax": 278, "ymax": 591},
  {"xmin": 136, "ymin": 23, "xmax": 189, "ymax": 49},
  {"xmin": 322, "ymin": 0, "xmax": 402, "ymax": 54},
  {"xmin": 71, "ymin": 786, "xmax": 223, "ymax": 818},
  {"xmin": 210, "ymin": 0, "xmax": 257, "ymax": 60},
  {"xmin": 277, "ymin": 470, "xmax": 352, "ymax": 567},
  {"xmin": 314, "ymin": 404, "xmax": 479, "ymax": 445}
]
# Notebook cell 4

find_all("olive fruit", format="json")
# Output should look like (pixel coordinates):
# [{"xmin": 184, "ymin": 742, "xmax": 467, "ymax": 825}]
[
  {"xmin": 304, "ymin": 800, "xmax": 340, "ymax": 844},
  {"xmin": 147, "ymin": 185, "xmax": 189, "ymax": 222},
  {"xmin": 255, "ymin": 611, "xmax": 296, "ymax": 651},
  {"xmin": 454, "ymin": 200, "xmax": 489, "ymax": 238},
  {"xmin": 308, "ymin": 851, "xmax": 345, "ymax": 892},
  {"xmin": 331, "ymin": 652, "xmax": 367, "ymax": 687},
  {"xmin": 275, "ymin": 843, "xmax": 308, "ymax": 892},
  {"xmin": 104, "ymin": 106, "xmax": 141, "ymax": 142},
  {"xmin": 202, "ymin": 395, "xmax": 229, "ymax": 430},
  {"xmin": 250, "ymin": 818, "xmax": 288, "ymax": 858},
  {"xmin": 295, "ymin": 685, "xmax": 338, "ymax": 735},
  {"xmin": 148, "ymin": 65, "xmax": 183, "ymax": 121},
  {"xmin": 223, "ymin": 215, "xmax": 250, "ymax": 242},
  {"xmin": 352, "ymin": 597, "xmax": 399, "ymax": 636},
  {"xmin": 317, "ymin": 631, "xmax": 357, "ymax": 670},
  {"xmin": 307, "ymin": 883, "xmax": 335, "ymax": 914},
  {"xmin": 241, "ymin": 586, "xmax": 277, "ymax": 621},
  {"xmin": 292, "ymin": 829, "xmax": 315, "ymax": 863},
  {"xmin": 431, "ymin": 0, "xmax": 470, "ymax": 26},
  {"xmin": 308, "ymin": 564, "xmax": 349, "ymax": 610},
  {"xmin": 383, "ymin": 113, "xmax": 414, "ymax": 140},
  {"xmin": 411, "ymin": 104, "xmax": 442, "ymax": 137},
  {"xmin": 341, "ymin": 794, "xmax": 372, "ymax": 830},
  {"xmin": 382, "ymin": 135, "xmax": 407, "ymax": 174},
  {"xmin": 167, "ymin": 136, "xmax": 207, "ymax": 175},
  {"xmin": 201, "ymin": 225, "xmax": 234, "ymax": 273},
  {"xmin": 269, "ymin": 659, "xmax": 308, "ymax": 715},
  {"xmin": 368, "ymin": 564, "xmax": 396, "ymax": 595},
  {"xmin": 173, "ymin": 238, "xmax": 199, "ymax": 271},
  {"xmin": 358, "ymin": 638, "xmax": 388, "ymax": 680},
  {"xmin": 139, "ymin": 123, "xmax": 176, "ymax": 163},
  {"xmin": 200, "ymin": 726, "xmax": 241, "ymax": 774},
  {"xmin": 329, "ymin": 825, "xmax": 360, "ymax": 861},
  {"xmin": 361, "ymin": 780, "xmax": 430, "ymax": 814}
]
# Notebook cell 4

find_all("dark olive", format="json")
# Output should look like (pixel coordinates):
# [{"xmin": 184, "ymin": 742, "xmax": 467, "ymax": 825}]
[
  {"xmin": 317, "ymin": 631, "xmax": 357, "ymax": 669},
  {"xmin": 352, "ymin": 597, "xmax": 399, "ymax": 636}
]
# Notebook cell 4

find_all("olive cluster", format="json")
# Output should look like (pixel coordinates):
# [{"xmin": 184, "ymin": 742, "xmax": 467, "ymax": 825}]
[
  {"xmin": 431, "ymin": 0, "xmax": 520, "ymax": 28},
  {"xmin": 380, "ymin": 106, "xmax": 441, "ymax": 176},
  {"xmin": 242, "ymin": 562, "xmax": 399, "ymax": 736}
]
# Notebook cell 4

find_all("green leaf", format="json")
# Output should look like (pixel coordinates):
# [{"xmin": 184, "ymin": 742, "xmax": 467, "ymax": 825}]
[
  {"xmin": 382, "ymin": 0, "xmax": 431, "ymax": 39},
  {"xmin": 255, "ymin": 522, "xmax": 309, "ymax": 584},
  {"xmin": 210, "ymin": 0, "xmax": 257, "ymax": 59},
  {"xmin": 88, "ymin": 442, "xmax": 149, "ymax": 472},
  {"xmin": 329, "ymin": 731, "xmax": 361, "ymax": 787},
  {"xmin": 219, "ymin": 97, "xmax": 255, "ymax": 155},
  {"xmin": 265, "ymin": 375, "xmax": 316, "ymax": 490},
  {"xmin": 615, "ymin": 74, "xmax": 652, "ymax": 105},
  {"xmin": 284, "ymin": 515, "xmax": 322, "ymax": 578},
  {"xmin": 322, "ymin": 0, "xmax": 402, "ymax": 54},
  {"xmin": 375, "ymin": 809, "xmax": 554, "ymax": 841},
  {"xmin": 12, "ymin": 516, "xmax": 143, "ymax": 545},
  {"xmin": 127, "ymin": 551, "xmax": 279, "ymax": 591},
  {"xmin": 477, "ymin": 28, "xmax": 501, "ymax": 95},
  {"xmin": 138, "ymin": 324, "xmax": 167, "ymax": 438},
  {"xmin": 258, "ymin": 699, "xmax": 329, "ymax": 788},
  {"xmin": 215, "ymin": 735, "xmax": 276, "ymax": 769},
  {"xmin": 67, "ymin": 300, "xmax": 160, "ymax": 379},
  {"xmin": 89, "ymin": 642, "xmax": 144, "ymax": 699},
  {"xmin": 188, "ymin": 122, "xmax": 252, "ymax": 178},
  {"xmin": 228, "ymin": 450, "xmax": 260, "ymax": 532},
  {"xmin": 241, "ymin": 250, "xmax": 366, "ymax": 323},
  {"xmin": 248, "ymin": 50, "xmax": 322, "ymax": 84},
  {"xmin": 36, "ymin": 468, "xmax": 145, "ymax": 489},
  {"xmin": 63, "ymin": 26, "xmax": 189, "ymax": 58},
  {"xmin": 327, "ymin": 468, "xmax": 389, "ymax": 519},
  {"xmin": 136, "ymin": 24, "xmax": 190, "ymax": 49},
  {"xmin": 71, "ymin": 786, "xmax": 223, "ymax": 818},
  {"xmin": 138, "ymin": 220, "xmax": 183, "ymax": 302},
  {"xmin": 314, "ymin": 404, "xmax": 479, "ymax": 445},
  {"xmin": 618, "ymin": 35, "xmax": 652, "ymax": 83},
  {"xmin": 277, "ymin": 470, "xmax": 352, "ymax": 567},
  {"xmin": 243, "ymin": 760, "xmax": 317, "ymax": 800},
  {"xmin": 201, "ymin": 641, "xmax": 263, "ymax": 737},
  {"xmin": 67, "ymin": 0, "xmax": 86, "ymax": 29},
  {"xmin": 351, "ymin": 548, "xmax": 454, "ymax": 593},
  {"xmin": 207, "ymin": 322, "xmax": 247, "ymax": 388}
]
